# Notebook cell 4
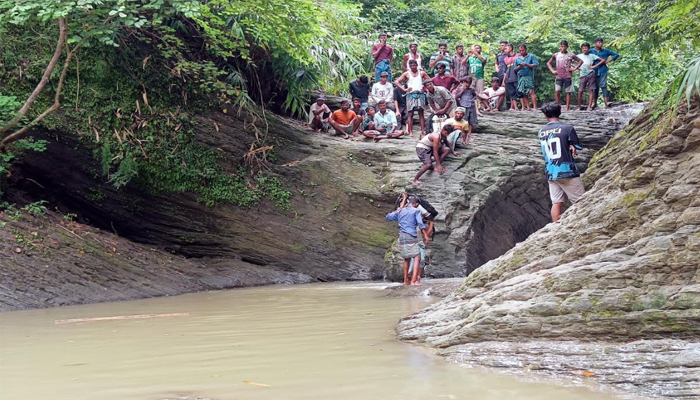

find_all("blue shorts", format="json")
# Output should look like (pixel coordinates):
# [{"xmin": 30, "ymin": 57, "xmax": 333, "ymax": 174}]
[{"xmin": 597, "ymin": 73, "xmax": 608, "ymax": 88}]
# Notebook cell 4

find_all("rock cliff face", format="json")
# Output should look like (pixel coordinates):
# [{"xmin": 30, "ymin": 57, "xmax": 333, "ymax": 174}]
[
  {"xmin": 382, "ymin": 104, "xmax": 643, "ymax": 279},
  {"xmin": 3, "ymin": 104, "xmax": 641, "ymax": 310},
  {"xmin": 395, "ymin": 97, "xmax": 700, "ymax": 398}
]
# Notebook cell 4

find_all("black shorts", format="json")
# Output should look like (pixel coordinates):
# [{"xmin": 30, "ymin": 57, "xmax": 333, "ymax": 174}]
[
  {"xmin": 416, "ymin": 147, "xmax": 433, "ymax": 165},
  {"xmin": 505, "ymin": 81, "xmax": 518, "ymax": 99}
]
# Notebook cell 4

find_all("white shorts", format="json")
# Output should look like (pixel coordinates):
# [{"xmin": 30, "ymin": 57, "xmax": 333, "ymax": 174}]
[{"xmin": 549, "ymin": 177, "xmax": 585, "ymax": 203}]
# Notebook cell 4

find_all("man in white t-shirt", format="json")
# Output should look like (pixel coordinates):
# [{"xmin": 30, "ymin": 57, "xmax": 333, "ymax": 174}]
[
  {"xmin": 479, "ymin": 78, "xmax": 506, "ymax": 111},
  {"xmin": 369, "ymin": 71, "xmax": 395, "ymax": 109},
  {"xmin": 309, "ymin": 96, "xmax": 331, "ymax": 132}
]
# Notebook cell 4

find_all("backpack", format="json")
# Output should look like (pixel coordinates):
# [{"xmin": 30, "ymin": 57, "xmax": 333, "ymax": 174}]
[{"xmin": 394, "ymin": 194, "xmax": 438, "ymax": 221}]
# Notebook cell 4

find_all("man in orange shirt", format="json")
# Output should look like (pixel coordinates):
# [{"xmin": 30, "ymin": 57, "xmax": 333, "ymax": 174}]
[{"xmin": 329, "ymin": 99, "xmax": 360, "ymax": 139}]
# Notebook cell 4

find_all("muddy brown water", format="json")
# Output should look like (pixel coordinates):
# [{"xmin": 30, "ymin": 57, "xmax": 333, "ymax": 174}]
[{"xmin": 1, "ymin": 282, "xmax": 630, "ymax": 400}]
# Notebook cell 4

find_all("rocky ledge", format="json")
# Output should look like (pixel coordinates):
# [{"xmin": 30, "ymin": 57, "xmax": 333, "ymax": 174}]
[
  {"xmin": 396, "ymin": 97, "xmax": 700, "ymax": 399},
  {"xmin": 3, "ymin": 103, "xmax": 643, "ymax": 310}
]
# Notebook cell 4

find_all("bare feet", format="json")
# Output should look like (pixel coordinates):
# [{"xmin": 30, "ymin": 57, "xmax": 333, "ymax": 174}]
[
  {"xmin": 410, "ymin": 281, "xmax": 422, "ymax": 286},
  {"xmin": 477, "ymin": 112, "xmax": 484, "ymax": 117},
  {"xmin": 412, "ymin": 179, "xmax": 424, "ymax": 185}
]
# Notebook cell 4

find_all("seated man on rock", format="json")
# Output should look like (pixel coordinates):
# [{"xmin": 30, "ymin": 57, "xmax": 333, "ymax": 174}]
[
  {"xmin": 442, "ymin": 107, "xmax": 470, "ymax": 148},
  {"xmin": 414, "ymin": 125, "xmax": 460, "ymax": 184},
  {"xmin": 480, "ymin": 77, "xmax": 507, "ymax": 112},
  {"xmin": 308, "ymin": 95, "xmax": 331, "ymax": 133},
  {"xmin": 329, "ymin": 99, "xmax": 360, "ymax": 139},
  {"xmin": 365, "ymin": 100, "xmax": 403, "ymax": 141},
  {"xmin": 369, "ymin": 71, "xmax": 395, "ymax": 109}
]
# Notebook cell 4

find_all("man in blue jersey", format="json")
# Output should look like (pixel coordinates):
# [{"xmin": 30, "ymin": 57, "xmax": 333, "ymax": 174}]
[
  {"xmin": 590, "ymin": 38, "xmax": 620, "ymax": 108},
  {"xmin": 386, "ymin": 196, "xmax": 431, "ymax": 285},
  {"xmin": 538, "ymin": 103, "xmax": 585, "ymax": 222}
]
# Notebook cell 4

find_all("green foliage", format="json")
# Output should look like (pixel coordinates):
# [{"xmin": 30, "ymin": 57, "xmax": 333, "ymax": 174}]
[
  {"xmin": 360, "ymin": 0, "xmax": 696, "ymax": 103},
  {"xmin": 21, "ymin": 200, "xmax": 48, "ymax": 217},
  {"xmin": 675, "ymin": 56, "xmax": 700, "ymax": 107}
]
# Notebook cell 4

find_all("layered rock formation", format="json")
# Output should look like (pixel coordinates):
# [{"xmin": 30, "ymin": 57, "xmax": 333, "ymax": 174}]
[
  {"xmin": 2, "ymin": 104, "xmax": 641, "ymax": 310},
  {"xmin": 396, "ymin": 97, "xmax": 700, "ymax": 398},
  {"xmin": 383, "ymin": 104, "xmax": 643, "ymax": 279}
]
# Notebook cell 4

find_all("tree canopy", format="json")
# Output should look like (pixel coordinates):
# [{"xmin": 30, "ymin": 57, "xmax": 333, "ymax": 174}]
[{"xmin": 0, "ymin": 0, "xmax": 698, "ymax": 202}]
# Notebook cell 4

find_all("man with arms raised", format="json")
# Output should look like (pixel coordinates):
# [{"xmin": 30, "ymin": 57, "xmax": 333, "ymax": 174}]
[
  {"xmin": 394, "ymin": 59, "xmax": 430, "ymax": 137},
  {"xmin": 385, "ymin": 196, "xmax": 431, "ymax": 285},
  {"xmin": 429, "ymin": 42, "xmax": 452, "ymax": 76},
  {"xmin": 538, "ymin": 103, "xmax": 585, "ymax": 222},
  {"xmin": 546, "ymin": 40, "xmax": 580, "ymax": 111}
]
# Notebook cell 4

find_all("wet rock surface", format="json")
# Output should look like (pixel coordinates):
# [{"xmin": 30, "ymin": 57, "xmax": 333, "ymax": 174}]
[
  {"xmin": 395, "ymin": 98, "xmax": 700, "ymax": 398},
  {"xmin": 442, "ymin": 340, "xmax": 700, "ymax": 399},
  {"xmin": 2, "ymin": 104, "xmax": 643, "ymax": 310},
  {"xmin": 384, "ymin": 278, "xmax": 463, "ymax": 298},
  {"xmin": 380, "ymin": 104, "xmax": 644, "ymax": 279}
]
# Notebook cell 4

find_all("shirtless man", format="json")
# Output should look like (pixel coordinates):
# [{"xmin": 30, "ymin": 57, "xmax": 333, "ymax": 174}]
[{"xmin": 414, "ymin": 125, "xmax": 459, "ymax": 184}]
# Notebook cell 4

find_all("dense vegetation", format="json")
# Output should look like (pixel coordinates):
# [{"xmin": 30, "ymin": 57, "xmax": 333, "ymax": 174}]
[{"xmin": 0, "ymin": 0, "xmax": 698, "ymax": 208}]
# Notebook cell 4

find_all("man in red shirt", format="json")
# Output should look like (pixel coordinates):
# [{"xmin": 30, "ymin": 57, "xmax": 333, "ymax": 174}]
[
  {"xmin": 432, "ymin": 64, "xmax": 459, "ymax": 92},
  {"xmin": 372, "ymin": 33, "xmax": 394, "ymax": 82}
]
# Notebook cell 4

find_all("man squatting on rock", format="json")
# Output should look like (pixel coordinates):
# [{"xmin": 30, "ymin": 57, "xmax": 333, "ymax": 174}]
[
  {"xmin": 385, "ymin": 195, "xmax": 431, "ymax": 285},
  {"xmin": 538, "ymin": 102, "xmax": 586, "ymax": 221}
]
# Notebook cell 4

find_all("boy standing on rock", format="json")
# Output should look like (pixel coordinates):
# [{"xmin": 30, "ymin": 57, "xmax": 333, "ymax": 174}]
[
  {"xmin": 538, "ymin": 103, "xmax": 585, "ymax": 222},
  {"xmin": 386, "ymin": 196, "xmax": 431, "ymax": 285}
]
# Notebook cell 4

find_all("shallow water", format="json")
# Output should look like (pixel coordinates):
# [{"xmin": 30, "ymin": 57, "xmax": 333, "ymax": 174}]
[{"xmin": 1, "ymin": 282, "xmax": 626, "ymax": 400}]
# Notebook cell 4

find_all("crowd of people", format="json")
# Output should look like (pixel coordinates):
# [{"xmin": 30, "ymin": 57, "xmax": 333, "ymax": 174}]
[
  {"xmin": 308, "ymin": 34, "xmax": 620, "ymax": 184},
  {"xmin": 307, "ymin": 34, "xmax": 615, "ymax": 284}
]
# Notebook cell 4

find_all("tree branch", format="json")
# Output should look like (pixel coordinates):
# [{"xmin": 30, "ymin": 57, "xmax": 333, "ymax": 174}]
[
  {"xmin": 1, "ymin": 40, "xmax": 76, "ymax": 150},
  {"xmin": 0, "ymin": 17, "xmax": 68, "ymax": 138}
]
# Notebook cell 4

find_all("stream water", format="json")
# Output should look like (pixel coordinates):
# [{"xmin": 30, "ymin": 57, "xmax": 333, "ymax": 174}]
[{"xmin": 0, "ymin": 282, "xmax": 628, "ymax": 400}]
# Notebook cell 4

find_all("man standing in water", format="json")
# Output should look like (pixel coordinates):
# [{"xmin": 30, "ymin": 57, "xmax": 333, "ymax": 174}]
[
  {"xmin": 386, "ymin": 196, "xmax": 431, "ymax": 285},
  {"xmin": 538, "ymin": 103, "xmax": 585, "ymax": 222}
]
